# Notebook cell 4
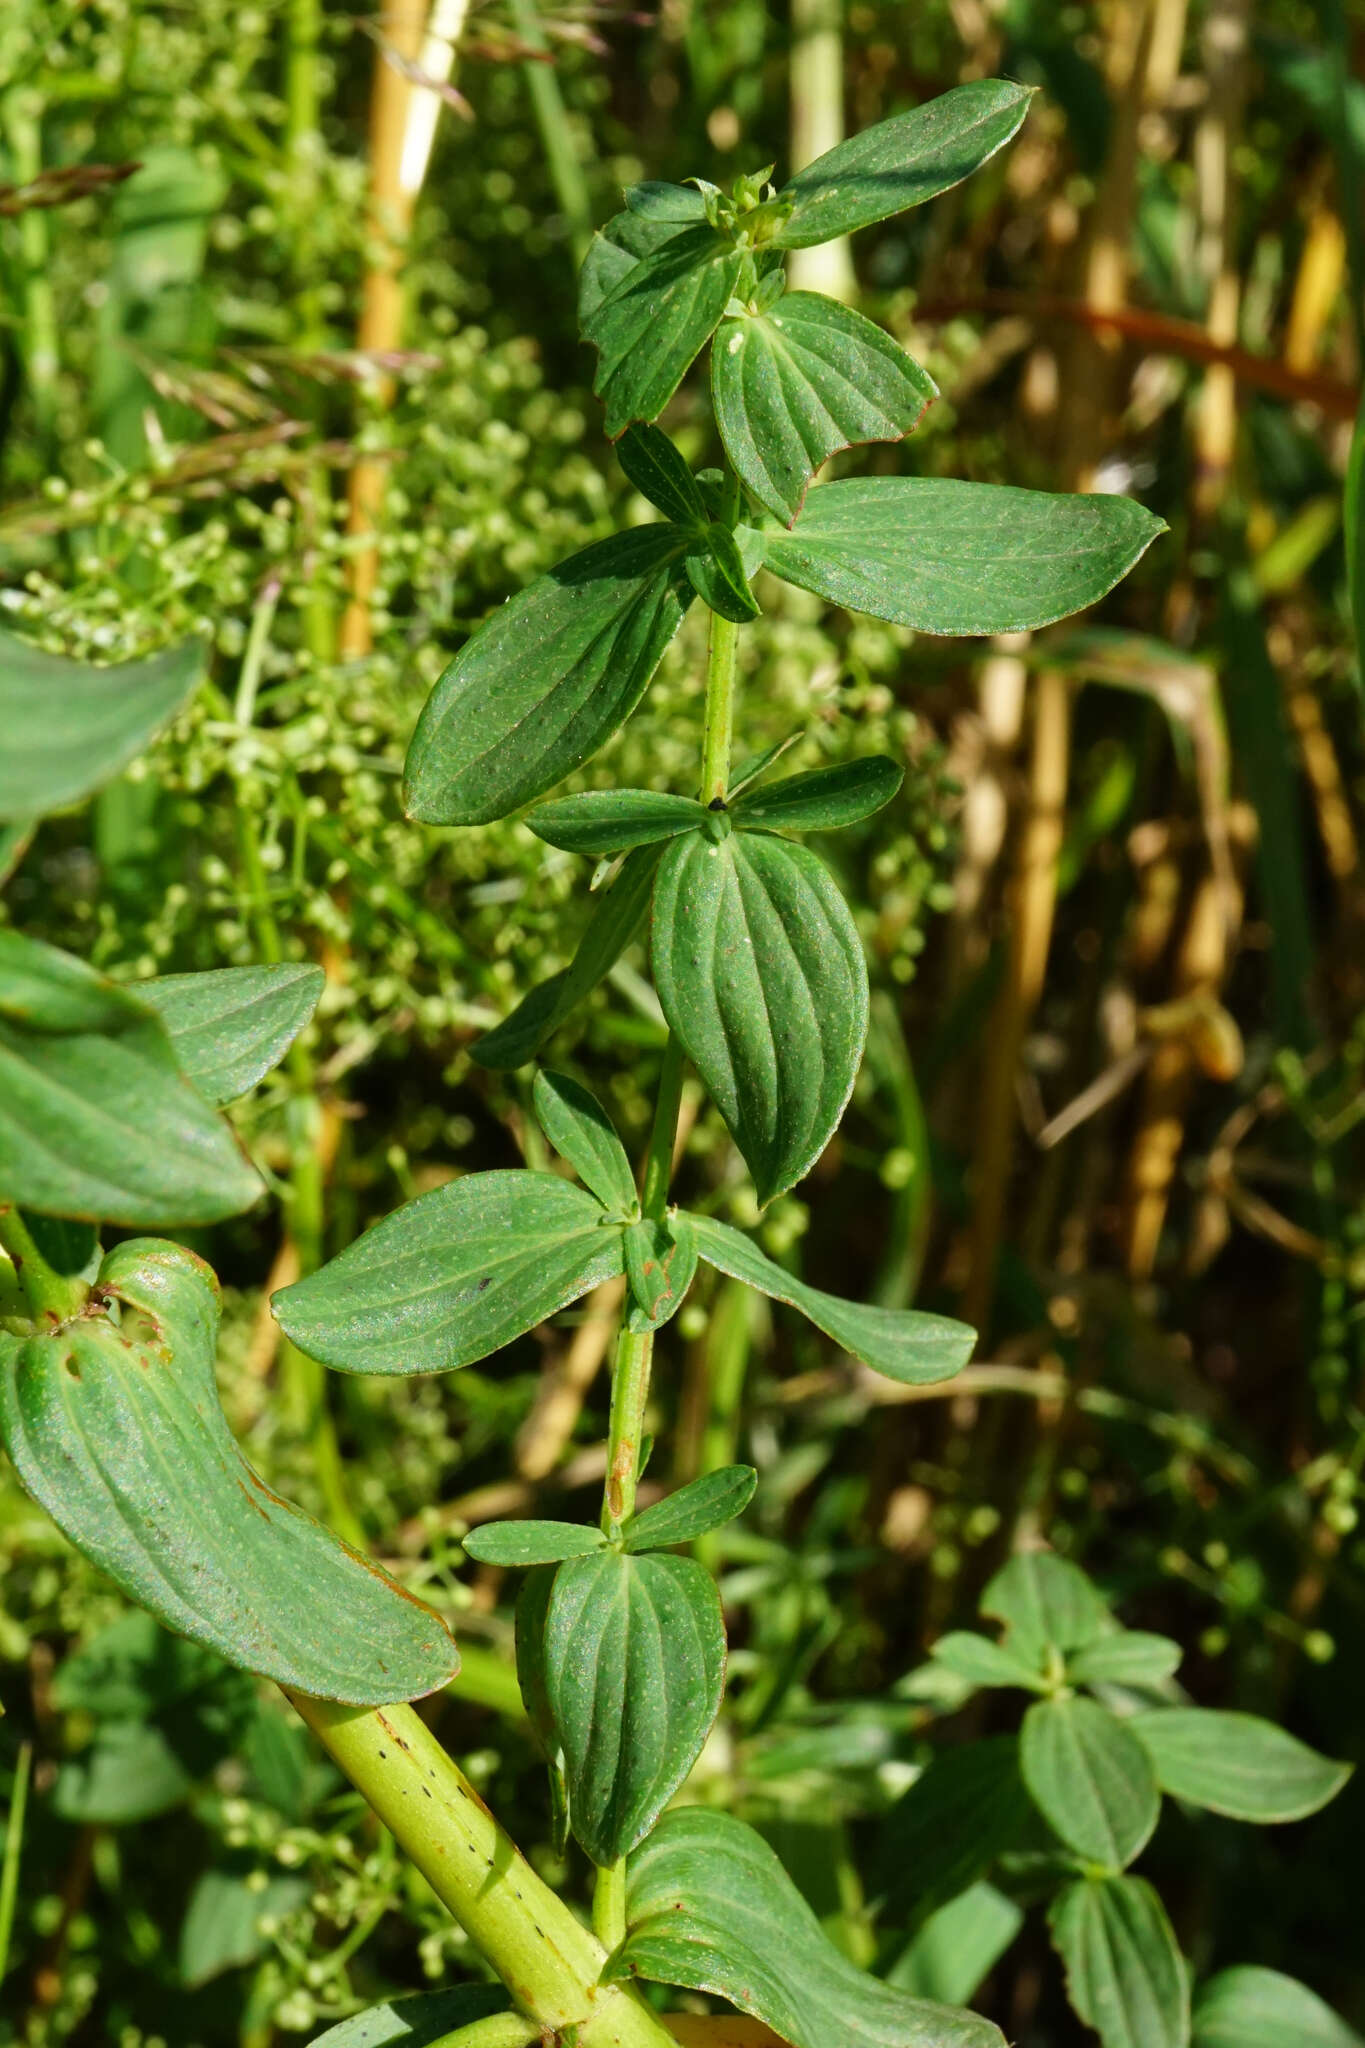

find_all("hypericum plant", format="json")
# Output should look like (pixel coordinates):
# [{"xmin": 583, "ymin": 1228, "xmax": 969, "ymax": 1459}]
[{"xmin": 2, "ymin": 81, "xmax": 1172, "ymax": 2048}]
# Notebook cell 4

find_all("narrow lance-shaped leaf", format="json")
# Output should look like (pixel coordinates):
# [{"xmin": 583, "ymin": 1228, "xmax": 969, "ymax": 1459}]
[
  {"xmin": 1048, "ymin": 1876, "xmax": 1189, "ymax": 2048},
  {"xmin": 532, "ymin": 1069, "xmax": 638, "ymax": 1215},
  {"xmin": 651, "ymin": 828, "xmax": 869, "ymax": 1206},
  {"xmin": 714, "ymin": 293, "xmax": 936, "ymax": 525},
  {"xmin": 404, "ymin": 526, "xmax": 693, "ymax": 826},
  {"xmin": 1193, "ymin": 1966, "xmax": 1364, "ymax": 2048},
  {"xmin": 0, "ymin": 1240, "xmax": 458, "ymax": 1704},
  {"xmin": 527, "ymin": 788, "xmax": 708, "ymax": 857},
  {"xmin": 462, "ymin": 1521, "xmax": 608, "ymax": 1568},
  {"xmin": 692, "ymin": 1213, "xmax": 974, "ymax": 1385},
  {"xmin": 749, "ymin": 479, "xmax": 1165, "ymax": 635},
  {"xmin": 625, "ymin": 1465, "xmax": 758, "ymax": 1551},
  {"xmin": 617, "ymin": 421, "xmax": 709, "ymax": 526},
  {"xmin": 273, "ymin": 1171, "xmax": 627, "ymax": 1375},
  {"xmin": 137, "ymin": 963, "xmax": 324, "ymax": 1106},
  {"xmin": 612, "ymin": 1808, "xmax": 1006, "ymax": 2048},
  {"xmin": 1129, "ymin": 1708, "xmax": 1350, "ymax": 1823},
  {"xmin": 1021, "ymin": 1696, "xmax": 1160, "ymax": 1871},
  {"xmin": 732, "ymin": 756, "xmax": 904, "ymax": 831},
  {"xmin": 684, "ymin": 521, "xmax": 761, "ymax": 622},
  {"xmin": 581, "ymin": 225, "xmax": 745, "ymax": 438}
]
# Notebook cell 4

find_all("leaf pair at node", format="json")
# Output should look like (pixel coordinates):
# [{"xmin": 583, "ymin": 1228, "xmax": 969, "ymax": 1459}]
[{"xmin": 462, "ymin": 1462, "xmax": 758, "ymax": 1568}]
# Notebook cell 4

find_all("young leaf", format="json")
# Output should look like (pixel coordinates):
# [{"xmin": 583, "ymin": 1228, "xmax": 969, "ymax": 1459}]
[
  {"xmin": 462, "ymin": 1521, "xmax": 608, "ymax": 1567},
  {"xmin": 527, "ymin": 788, "xmax": 708, "ymax": 857},
  {"xmin": 651, "ymin": 829, "xmax": 869, "ymax": 1205},
  {"xmin": 272, "ymin": 1170, "xmax": 626, "ymax": 1374},
  {"xmin": 692, "ymin": 1214, "xmax": 974, "ymax": 1385},
  {"xmin": 732, "ymin": 756, "xmax": 904, "ymax": 832},
  {"xmin": 1128, "ymin": 1708, "xmax": 1350, "ymax": 1823},
  {"xmin": 137, "ymin": 963, "xmax": 324, "ymax": 1106},
  {"xmin": 875, "ymin": 1737, "xmax": 1031, "ymax": 1924},
  {"xmin": 980, "ymin": 1550, "xmax": 1114, "ymax": 1661},
  {"xmin": 749, "ymin": 479, "xmax": 1165, "ymax": 635},
  {"xmin": 0, "ymin": 931, "xmax": 263, "ymax": 1226},
  {"xmin": 624, "ymin": 1213, "xmax": 699, "ymax": 1331},
  {"xmin": 1048, "ymin": 1876, "xmax": 1189, "ymax": 2048},
  {"xmin": 612, "ymin": 1808, "xmax": 1006, "ymax": 2048},
  {"xmin": 890, "ymin": 1883, "xmax": 1024, "ymax": 2010},
  {"xmin": 403, "ymin": 527, "xmax": 693, "ymax": 826},
  {"xmin": 543, "ymin": 1549, "xmax": 726, "ymax": 1865},
  {"xmin": 532, "ymin": 1069, "xmax": 638, "ymax": 1215},
  {"xmin": 1020, "ymin": 1696, "xmax": 1160, "ymax": 1871},
  {"xmin": 929, "ymin": 1631, "xmax": 1048, "ymax": 1694},
  {"xmin": 0, "ymin": 1239, "xmax": 458, "ymax": 1703},
  {"xmin": 626, "ymin": 181, "xmax": 710, "ymax": 224},
  {"xmin": 684, "ymin": 522, "xmax": 762, "ymax": 622},
  {"xmin": 0, "ymin": 629, "xmax": 205, "ymax": 823},
  {"xmin": 1068, "ymin": 1633, "xmax": 1183, "ymax": 1691},
  {"xmin": 581, "ymin": 225, "xmax": 745, "ymax": 438},
  {"xmin": 307, "ymin": 1987, "xmax": 514, "ymax": 2047},
  {"xmin": 713, "ymin": 294, "xmax": 936, "ymax": 525},
  {"xmin": 473, "ymin": 844, "xmax": 660, "ymax": 1070},
  {"xmin": 773, "ymin": 79, "xmax": 1034, "ymax": 249},
  {"xmin": 617, "ymin": 421, "xmax": 709, "ymax": 526},
  {"xmin": 625, "ymin": 1466, "xmax": 758, "ymax": 1552},
  {"xmin": 1193, "ymin": 1966, "xmax": 1363, "ymax": 2048}
]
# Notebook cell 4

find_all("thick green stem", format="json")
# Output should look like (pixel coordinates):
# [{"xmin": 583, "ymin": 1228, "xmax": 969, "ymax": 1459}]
[
  {"xmin": 591, "ymin": 1853, "xmax": 628, "ymax": 1952},
  {"xmin": 601, "ymin": 1325, "xmax": 654, "ymax": 1539},
  {"xmin": 0, "ymin": 1209, "xmax": 88, "ymax": 1324}
]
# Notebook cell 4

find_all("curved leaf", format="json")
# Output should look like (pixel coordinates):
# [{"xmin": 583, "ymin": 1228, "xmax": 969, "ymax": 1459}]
[
  {"xmin": 732, "ymin": 757, "xmax": 904, "ymax": 832},
  {"xmin": 613, "ymin": 1808, "xmax": 1005, "ymax": 2048},
  {"xmin": 891, "ymin": 1884, "xmax": 1024, "ymax": 2010},
  {"xmin": 685, "ymin": 522, "xmax": 761, "ymax": 622},
  {"xmin": 692, "ymin": 1214, "xmax": 974, "ymax": 1384},
  {"xmin": 1193, "ymin": 1966, "xmax": 1363, "ymax": 2048},
  {"xmin": 1048, "ymin": 1876, "xmax": 1189, "ymax": 2048},
  {"xmin": 1021, "ymin": 1696, "xmax": 1160, "ymax": 1870},
  {"xmin": 1129, "ymin": 1708, "xmax": 1350, "ymax": 1823},
  {"xmin": 578, "ymin": 206, "xmax": 706, "ymax": 329},
  {"xmin": 651, "ymin": 829, "xmax": 868, "ymax": 1205},
  {"xmin": 533, "ymin": 1069, "xmax": 637, "ymax": 1215},
  {"xmin": 0, "ymin": 1239, "xmax": 458, "ymax": 1703},
  {"xmin": 308, "ymin": 1987, "xmax": 512, "ymax": 2047},
  {"xmin": 527, "ymin": 788, "xmax": 708, "ymax": 857},
  {"xmin": 713, "ymin": 294, "xmax": 936, "ymax": 524},
  {"xmin": 273, "ymin": 1171, "xmax": 626, "ymax": 1375},
  {"xmin": 624, "ymin": 1213, "xmax": 699, "ymax": 1331},
  {"xmin": 625, "ymin": 1466, "xmax": 758, "ymax": 1552},
  {"xmin": 0, "ymin": 629, "xmax": 205, "ymax": 823},
  {"xmin": 1068, "ymin": 1633, "xmax": 1183, "ymax": 1691},
  {"xmin": 981, "ymin": 1550, "xmax": 1113, "ymax": 1661},
  {"xmin": 462, "ymin": 1521, "xmax": 608, "ymax": 1567},
  {"xmin": 404, "ymin": 528, "xmax": 692, "ymax": 826},
  {"xmin": 929, "ymin": 1631, "xmax": 1048, "ymax": 1694},
  {"xmin": 581, "ymin": 225, "xmax": 745, "ymax": 438},
  {"xmin": 544, "ymin": 1549, "xmax": 726, "ymax": 1864},
  {"xmin": 138, "ymin": 962, "xmax": 324, "ymax": 1105},
  {"xmin": 618, "ymin": 421, "xmax": 709, "ymax": 526},
  {"xmin": 750, "ymin": 479, "xmax": 1165, "ymax": 634}
]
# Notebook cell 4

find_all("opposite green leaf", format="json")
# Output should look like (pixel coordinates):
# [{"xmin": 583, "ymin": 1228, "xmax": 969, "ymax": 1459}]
[
  {"xmin": 774, "ymin": 79, "xmax": 1034, "ymax": 249},
  {"xmin": 713, "ymin": 293, "xmax": 936, "ymax": 525},
  {"xmin": 577, "ymin": 206, "xmax": 700, "ymax": 327},
  {"xmin": 462, "ymin": 1520, "xmax": 608, "ymax": 1567},
  {"xmin": 651, "ymin": 829, "xmax": 868, "ymax": 1205},
  {"xmin": 527, "ymin": 788, "xmax": 708, "ymax": 857},
  {"xmin": 684, "ymin": 521, "xmax": 762, "ymax": 622},
  {"xmin": 692, "ymin": 1214, "xmax": 974, "ymax": 1385},
  {"xmin": 137, "ymin": 963, "xmax": 324, "ymax": 1105},
  {"xmin": 1021, "ymin": 1696, "xmax": 1160, "ymax": 1871},
  {"xmin": 613, "ymin": 1808, "xmax": 1005, "ymax": 2048},
  {"xmin": 273, "ymin": 1170, "xmax": 626, "ymax": 1374},
  {"xmin": 876, "ymin": 1737, "xmax": 1030, "ymax": 1925},
  {"xmin": 0, "ymin": 628, "xmax": 205, "ymax": 823},
  {"xmin": 981, "ymin": 1550, "xmax": 1113, "ymax": 1661},
  {"xmin": 1129, "ymin": 1708, "xmax": 1350, "ymax": 1823},
  {"xmin": 532, "ymin": 1069, "xmax": 638, "ymax": 1215},
  {"xmin": 733, "ymin": 756, "xmax": 904, "ymax": 831},
  {"xmin": 929, "ymin": 1631, "xmax": 1048, "ymax": 1693},
  {"xmin": 1193, "ymin": 1966, "xmax": 1363, "ymax": 2048},
  {"xmin": 403, "ymin": 527, "xmax": 692, "ymax": 826},
  {"xmin": 1048, "ymin": 1875, "xmax": 1189, "ymax": 2048},
  {"xmin": 624, "ymin": 1213, "xmax": 698, "ymax": 1331},
  {"xmin": 750, "ymin": 479, "xmax": 1165, "ymax": 635},
  {"xmin": 0, "ymin": 1239, "xmax": 458, "ymax": 1703},
  {"xmin": 581, "ymin": 225, "xmax": 745, "ymax": 438},
  {"xmin": 543, "ymin": 1548, "xmax": 726, "ymax": 1865},
  {"xmin": 617, "ymin": 421, "xmax": 709, "ymax": 526},
  {"xmin": 307, "ymin": 1987, "xmax": 513, "ymax": 2047},
  {"xmin": 1068, "ymin": 1632, "xmax": 1183, "ymax": 1691},
  {"xmin": 890, "ymin": 1883, "xmax": 1023, "ymax": 2010},
  {"xmin": 0, "ymin": 931, "xmax": 263, "ymax": 1226},
  {"xmin": 625, "ymin": 1465, "xmax": 758, "ymax": 1551}
]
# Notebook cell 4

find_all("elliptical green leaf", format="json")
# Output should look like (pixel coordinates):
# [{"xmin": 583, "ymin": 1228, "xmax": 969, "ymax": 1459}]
[
  {"xmin": 138, "ymin": 963, "xmax": 324, "ymax": 1105},
  {"xmin": 1021, "ymin": 1696, "xmax": 1160, "ymax": 1870},
  {"xmin": 1048, "ymin": 1876, "xmax": 1188, "ymax": 2048},
  {"xmin": 581, "ymin": 225, "xmax": 745, "ymax": 438},
  {"xmin": 526, "ymin": 789, "xmax": 708, "ymax": 857},
  {"xmin": 532, "ymin": 1069, "xmax": 638, "ymax": 1215},
  {"xmin": 732, "ymin": 756, "xmax": 904, "ymax": 831}
]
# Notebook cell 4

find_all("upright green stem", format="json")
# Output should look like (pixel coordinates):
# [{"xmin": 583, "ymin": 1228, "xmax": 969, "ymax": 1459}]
[
  {"xmin": 640, "ymin": 1033, "xmax": 685, "ymax": 1221},
  {"xmin": 601, "ymin": 1326, "xmax": 654, "ymax": 1540},
  {"xmin": 4, "ymin": 90, "xmax": 59, "ymax": 455},
  {"xmin": 698, "ymin": 471, "xmax": 743, "ymax": 803},
  {"xmin": 0, "ymin": 1209, "xmax": 88, "ymax": 1324},
  {"xmin": 0, "ymin": 1739, "xmax": 31, "ymax": 1987}
]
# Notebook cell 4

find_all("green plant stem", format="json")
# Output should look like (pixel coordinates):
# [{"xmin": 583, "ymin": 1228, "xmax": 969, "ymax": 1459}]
[
  {"xmin": 0, "ymin": 1740, "xmax": 31, "ymax": 1986},
  {"xmin": 591, "ymin": 1852, "xmax": 628, "ymax": 1952},
  {"xmin": 0, "ymin": 1209, "xmax": 88, "ymax": 1323},
  {"xmin": 640, "ymin": 1033, "xmax": 685, "ymax": 1220},
  {"xmin": 4, "ymin": 90, "xmax": 58, "ymax": 454},
  {"xmin": 600, "ymin": 1325, "xmax": 654, "ymax": 1539}
]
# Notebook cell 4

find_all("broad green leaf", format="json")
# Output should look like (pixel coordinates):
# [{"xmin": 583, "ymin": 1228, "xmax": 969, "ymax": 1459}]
[
  {"xmin": 138, "ymin": 962, "xmax": 324, "ymax": 1105},
  {"xmin": 51, "ymin": 1609, "xmax": 227, "ymax": 1718},
  {"xmin": 0, "ymin": 1239, "xmax": 458, "ymax": 1703},
  {"xmin": 774, "ymin": 80, "xmax": 1034, "ymax": 249},
  {"xmin": 404, "ymin": 528, "xmax": 692, "ymax": 826},
  {"xmin": 890, "ymin": 1883, "xmax": 1023, "ymax": 2009},
  {"xmin": 0, "ymin": 629, "xmax": 205, "ymax": 822},
  {"xmin": 981, "ymin": 1550, "xmax": 1113, "ymax": 1661},
  {"xmin": 1021, "ymin": 1696, "xmax": 1160, "ymax": 1870},
  {"xmin": 1129, "ymin": 1708, "xmax": 1350, "ymax": 1823},
  {"xmin": 929, "ymin": 1631, "xmax": 1048, "ymax": 1693},
  {"xmin": 613, "ymin": 1808, "xmax": 1005, "ymax": 2048},
  {"xmin": 179, "ymin": 1868, "xmax": 309, "ymax": 1988},
  {"xmin": 733, "ymin": 756, "xmax": 904, "ymax": 831},
  {"xmin": 876, "ymin": 1737, "xmax": 1030, "ymax": 1923},
  {"xmin": 578, "ymin": 207, "xmax": 700, "ymax": 327},
  {"xmin": 1068, "ymin": 1633, "xmax": 1183, "ymax": 1691},
  {"xmin": 713, "ymin": 293, "xmax": 936, "ymax": 524},
  {"xmin": 625, "ymin": 1465, "xmax": 758, "ymax": 1551},
  {"xmin": 581, "ymin": 224, "xmax": 745, "ymax": 438},
  {"xmin": 684, "ymin": 521, "xmax": 762, "ymax": 622},
  {"xmin": 652, "ymin": 829, "xmax": 868, "ymax": 1205},
  {"xmin": 626, "ymin": 181, "xmax": 710, "ymax": 224},
  {"xmin": 473, "ymin": 844, "xmax": 660, "ymax": 1070},
  {"xmin": 624, "ymin": 1213, "xmax": 698, "ymax": 1331},
  {"xmin": 543, "ymin": 1548, "xmax": 726, "ymax": 1864},
  {"xmin": 527, "ymin": 788, "xmax": 708, "ymax": 857},
  {"xmin": 532, "ymin": 1069, "xmax": 638, "ymax": 1215},
  {"xmin": 750, "ymin": 479, "xmax": 1165, "ymax": 635},
  {"xmin": 54, "ymin": 1718, "xmax": 192, "ymax": 1824},
  {"xmin": 307, "ymin": 1988, "xmax": 512, "ymax": 2047},
  {"xmin": 1048, "ymin": 1876, "xmax": 1189, "ymax": 2048},
  {"xmin": 692, "ymin": 1214, "xmax": 974, "ymax": 1384},
  {"xmin": 0, "ymin": 931, "xmax": 263, "ymax": 1226},
  {"xmin": 1193, "ymin": 1966, "xmax": 1363, "ymax": 2048},
  {"xmin": 462, "ymin": 1520, "xmax": 608, "ymax": 1567},
  {"xmin": 618, "ymin": 421, "xmax": 708, "ymax": 526},
  {"xmin": 273, "ymin": 1170, "xmax": 626, "ymax": 1375}
]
